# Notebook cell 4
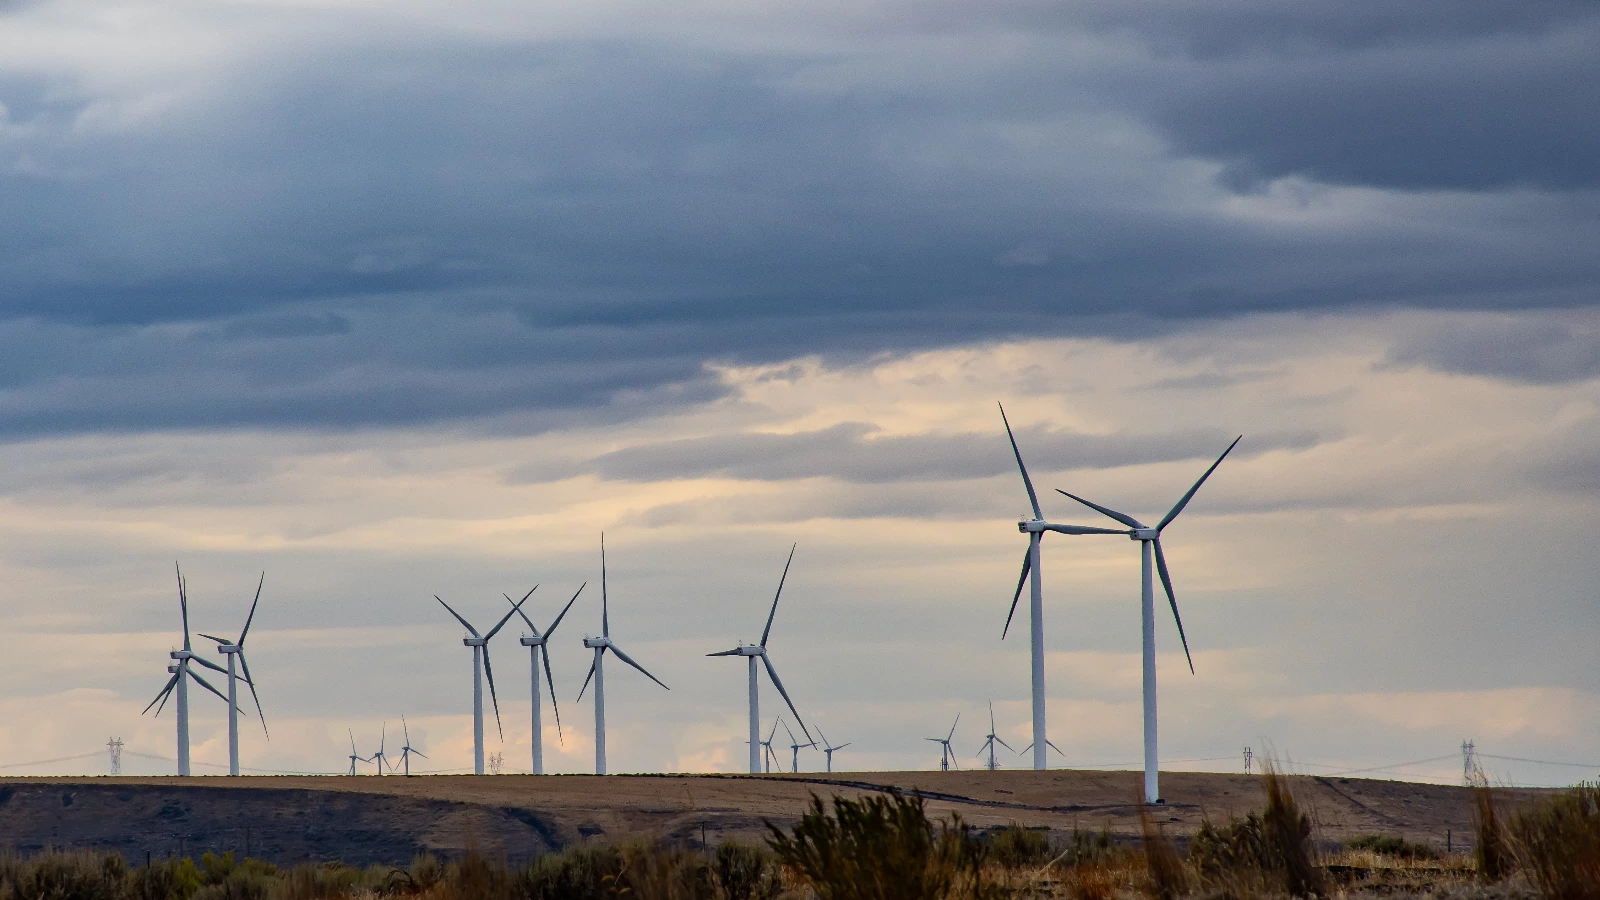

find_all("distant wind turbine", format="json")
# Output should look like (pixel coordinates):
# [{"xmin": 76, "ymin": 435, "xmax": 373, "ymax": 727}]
[
  {"xmin": 926, "ymin": 714, "xmax": 960, "ymax": 771},
  {"xmin": 781, "ymin": 718, "xmax": 814, "ymax": 773},
  {"xmin": 577, "ymin": 534, "xmax": 669, "ymax": 775},
  {"xmin": 998, "ymin": 405, "xmax": 1129, "ymax": 770},
  {"xmin": 396, "ymin": 716, "xmax": 426, "ymax": 776},
  {"xmin": 435, "ymin": 593, "xmax": 529, "ymax": 775},
  {"xmin": 510, "ymin": 583, "xmax": 583, "ymax": 774},
  {"xmin": 707, "ymin": 544, "xmax": 813, "ymax": 773},
  {"xmin": 758, "ymin": 719, "xmax": 781, "ymax": 773},
  {"xmin": 1055, "ymin": 435, "xmax": 1240, "ymax": 803},
  {"xmin": 1020, "ymin": 739, "xmax": 1066, "ymax": 763},
  {"xmin": 142, "ymin": 564, "xmax": 232, "ymax": 776},
  {"xmin": 370, "ymin": 723, "xmax": 391, "ymax": 775},
  {"xmin": 347, "ymin": 729, "xmax": 370, "ymax": 776},
  {"xmin": 976, "ymin": 702, "xmax": 1014, "ymax": 770},
  {"xmin": 818, "ymin": 729, "xmax": 850, "ymax": 773},
  {"xmin": 197, "ymin": 572, "xmax": 268, "ymax": 777}
]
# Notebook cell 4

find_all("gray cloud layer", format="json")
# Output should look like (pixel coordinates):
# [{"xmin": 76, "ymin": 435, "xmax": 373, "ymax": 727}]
[{"xmin": 1, "ymin": 0, "xmax": 1597, "ymax": 436}]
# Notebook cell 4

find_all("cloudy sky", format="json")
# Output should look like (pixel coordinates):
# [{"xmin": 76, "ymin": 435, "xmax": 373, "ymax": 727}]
[{"xmin": 1, "ymin": 0, "xmax": 1597, "ymax": 785}]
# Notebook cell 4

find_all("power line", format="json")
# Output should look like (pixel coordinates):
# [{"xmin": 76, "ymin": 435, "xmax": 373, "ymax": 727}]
[
  {"xmin": 1479, "ymin": 753, "xmax": 1600, "ymax": 769},
  {"xmin": 0, "ymin": 750, "xmax": 106, "ymax": 769}
]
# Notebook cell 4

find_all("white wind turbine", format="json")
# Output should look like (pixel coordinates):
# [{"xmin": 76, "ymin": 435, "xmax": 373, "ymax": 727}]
[
  {"xmin": 781, "ymin": 719, "xmax": 814, "ymax": 773},
  {"xmin": 998, "ymin": 405, "xmax": 1129, "ymax": 770},
  {"xmin": 396, "ymin": 716, "xmax": 426, "ymax": 776},
  {"xmin": 347, "ymin": 729, "xmax": 370, "ymax": 776},
  {"xmin": 758, "ymin": 719, "xmax": 781, "ymax": 773},
  {"xmin": 510, "ymin": 583, "xmax": 584, "ymax": 774},
  {"xmin": 1054, "ymin": 435, "xmax": 1241, "ymax": 803},
  {"xmin": 370, "ymin": 723, "xmax": 391, "ymax": 775},
  {"xmin": 143, "ymin": 565, "xmax": 232, "ymax": 776},
  {"xmin": 197, "ymin": 573, "xmax": 267, "ymax": 777},
  {"xmin": 707, "ymin": 544, "xmax": 813, "ymax": 773},
  {"xmin": 435, "ymin": 593, "xmax": 530, "ymax": 775},
  {"xmin": 976, "ymin": 702, "xmax": 1013, "ymax": 771},
  {"xmin": 818, "ymin": 729, "xmax": 850, "ymax": 773},
  {"xmin": 926, "ymin": 714, "xmax": 960, "ymax": 770},
  {"xmin": 577, "ymin": 534, "xmax": 669, "ymax": 775}
]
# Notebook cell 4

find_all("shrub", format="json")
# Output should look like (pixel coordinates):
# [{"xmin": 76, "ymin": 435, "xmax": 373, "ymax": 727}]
[
  {"xmin": 1261, "ymin": 763, "xmax": 1323, "ymax": 898},
  {"xmin": 766, "ymin": 791, "xmax": 995, "ymax": 900},
  {"xmin": 984, "ymin": 825, "xmax": 1050, "ymax": 869},
  {"xmin": 0, "ymin": 850, "xmax": 128, "ymax": 900},
  {"xmin": 519, "ymin": 843, "xmax": 629, "ymax": 900},
  {"xmin": 1346, "ymin": 834, "xmax": 1439, "ymax": 860},
  {"xmin": 1509, "ymin": 782, "xmax": 1600, "ymax": 900},
  {"xmin": 1053, "ymin": 827, "xmax": 1117, "ymax": 869},
  {"xmin": 1138, "ymin": 808, "xmax": 1187, "ymax": 900},
  {"xmin": 1190, "ymin": 813, "xmax": 1271, "ymax": 877},
  {"xmin": 710, "ymin": 843, "xmax": 781, "ymax": 900}
]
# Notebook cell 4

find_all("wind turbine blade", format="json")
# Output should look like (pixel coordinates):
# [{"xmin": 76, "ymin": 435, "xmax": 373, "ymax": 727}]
[
  {"xmin": 508, "ymin": 587, "xmax": 540, "ymax": 633},
  {"xmin": 836, "ymin": 743, "xmax": 851, "ymax": 750},
  {"xmin": 197, "ymin": 633, "xmax": 229, "ymax": 644},
  {"xmin": 706, "ymin": 648, "xmax": 744, "ymax": 657},
  {"xmin": 413, "ymin": 749, "xmax": 428, "ymax": 759},
  {"xmin": 238, "ymin": 652, "xmax": 269, "ymax": 737},
  {"xmin": 1054, "ymin": 490, "xmax": 1144, "ymax": 530},
  {"xmin": 577, "ymin": 658, "xmax": 597, "ymax": 701},
  {"xmin": 402, "ymin": 715, "xmax": 410, "ymax": 746},
  {"xmin": 767, "ymin": 719, "xmax": 779, "ymax": 742},
  {"xmin": 191, "ymin": 655, "xmax": 229, "ymax": 676},
  {"xmin": 482, "ymin": 647, "xmax": 504, "ymax": 739},
  {"xmin": 188, "ymin": 669, "xmax": 230, "ymax": 704},
  {"xmin": 1158, "ymin": 435, "xmax": 1242, "ymax": 531},
  {"xmin": 988, "ymin": 700, "xmax": 995, "ymax": 733},
  {"xmin": 1042, "ymin": 524, "xmax": 1132, "ymax": 536},
  {"xmin": 542, "ymin": 645, "xmax": 563, "ymax": 743},
  {"xmin": 780, "ymin": 718, "xmax": 797, "ymax": 745},
  {"xmin": 177, "ymin": 564, "xmax": 192, "ymax": 652},
  {"xmin": 608, "ymin": 643, "xmax": 669, "ymax": 690},
  {"xmin": 486, "ymin": 589, "xmax": 533, "ymax": 640},
  {"xmin": 435, "ymin": 596, "xmax": 480, "ymax": 638},
  {"xmin": 380, "ymin": 723, "xmax": 387, "ymax": 755},
  {"xmin": 1003, "ymin": 548, "xmax": 1031, "ymax": 639},
  {"xmin": 947, "ymin": 713, "xmax": 960, "ymax": 742},
  {"xmin": 600, "ymin": 533, "xmax": 609, "ymax": 638},
  {"xmin": 764, "ymin": 655, "xmax": 811, "ymax": 742},
  {"xmin": 143, "ymin": 674, "xmax": 179, "ymax": 715},
  {"xmin": 546, "ymin": 583, "xmax": 584, "ymax": 637},
  {"xmin": 998, "ymin": 403, "xmax": 1042, "ymax": 520},
  {"xmin": 239, "ymin": 572, "xmax": 264, "ymax": 645},
  {"xmin": 1152, "ymin": 539, "xmax": 1195, "ymax": 674},
  {"xmin": 1046, "ymin": 740, "xmax": 1065, "ymax": 757},
  {"xmin": 760, "ymin": 544, "xmax": 796, "ymax": 648},
  {"xmin": 995, "ymin": 736, "xmax": 1016, "ymax": 752}
]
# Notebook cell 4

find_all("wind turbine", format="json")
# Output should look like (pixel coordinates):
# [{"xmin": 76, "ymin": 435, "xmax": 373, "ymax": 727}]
[
  {"xmin": 1054, "ymin": 435, "xmax": 1241, "ymax": 803},
  {"xmin": 577, "ymin": 534, "xmax": 669, "ymax": 775},
  {"xmin": 976, "ymin": 702, "xmax": 1014, "ymax": 771},
  {"xmin": 707, "ymin": 544, "xmax": 813, "ymax": 773},
  {"xmin": 435, "ymin": 593, "xmax": 529, "ymax": 775},
  {"xmin": 758, "ymin": 719, "xmax": 781, "ymax": 773},
  {"xmin": 510, "ymin": 583, "xmax": 584, "ymax": 774},
  {"xmin": 998, "ymin": 405, "xmax": 1129, "ymax": 771},
  {"xmin": 142, "ymin": 564, "xmax": 232, "ymax": 776},
  {"xmin": 781, "ymin": 719, "xmax": 814, "ymax": 773},
  {"xmin": 1020, "ymin": 739, "xmax": 1066, "ymax": 763},
  {"xmin": 347, "ymin": 729, "xmax": 370, "ymax": 776},
  {"xmin": 926, "ymin": 714, "xmax": 960, "ymax": 771},
  {"xmin": 198, "ymin": 573, "xmax": 267, "ymax": 777},
  {"xmin": 817, "ymin": 729, "xmax": 850, "ymax": 773},
  {"xmin": 370, "ymin": 723, "xmax": 391, "ymax": 775},
  {"xmin": 396, "ymin": 716, "xmax": 426, "ymax": 776}
]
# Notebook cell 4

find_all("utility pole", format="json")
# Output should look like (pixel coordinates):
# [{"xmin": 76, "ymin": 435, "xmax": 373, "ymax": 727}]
[
  {"xmin": 108, "ymin": 737, "xmax": 124, "ymax": 775},
  {"xmin": 1243, "ymin": 746, "xmax": 1252, "ymax": 775},
  {"xmin": 1462, "ymin": 740, "xmax": 1484, "ymax": 786}
]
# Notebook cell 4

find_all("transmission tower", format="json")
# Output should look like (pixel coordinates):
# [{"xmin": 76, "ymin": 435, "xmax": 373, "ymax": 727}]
[
  {"xmin": 1243, "ymin": 746, "xmax": 1253, "ymax": 775},
  {"xmin": 108, "ymin": 737, "xmax": 123, "ymax": 776},
  {"xmin": 1462, "ymin": 740, "xmax": 1485, "ymax": 786}
]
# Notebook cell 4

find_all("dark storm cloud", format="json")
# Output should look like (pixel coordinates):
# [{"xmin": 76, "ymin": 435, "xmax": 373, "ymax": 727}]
[
  {"xmin": 509, "ymin": 423, "xmax": 1322, "ymax": 485},
  {"xmin": 0, "ymin": 0, "xmax": 1596, "ymax": 436},
  {"xmin": 1387, "ymin": 318, "xmax": 1600, "ymax": 384}
]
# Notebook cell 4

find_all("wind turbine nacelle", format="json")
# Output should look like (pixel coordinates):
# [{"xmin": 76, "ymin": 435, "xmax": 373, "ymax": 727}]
[
  {"xmin": 1130, "ymin": 528, "xmax": 1158, "ymax": 541},
  {"xmin": 736, "ymin": 645, "xmax": 763, "ymax": 656},
  {"xmin": 583, "ymin": 636, "xmax": 608, "ymax": 649},
  {"xmin": 216, "ymin": 643, "xmax": 241, "ymax": 654},
  {"xmin": 1018, "ymin": 519, "xmax": 1047, "ymax": 533},
  {"xmin": 167, "ymin": 665, "xmax": 179, "ymax": 673},
  {"xmin": 520, "ymin": 635, "xmax": 546, "ymax": 647},
  {"xmin": 170, "ymin": 650, "xmax": 194, "ymax": 660},
  {"xmin": 463, "ymin": 637, "xmax": 488, "ymax": 647}
]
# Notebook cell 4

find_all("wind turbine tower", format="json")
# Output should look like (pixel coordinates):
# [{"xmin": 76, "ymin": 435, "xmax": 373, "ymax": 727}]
[
  {"xmin": 578, "ymin": 534, "xmax": 669, "ymax": 774},
  {"xmin": 143, "ymin": 565, "xmax": 231, "ymax": 776},
  {"xmin": 926, "ymin": 714, "xmax": 960, "ymax": 771},
  {"xmin": 397, "ymin": 716, "xmax": 427, "ymax": 776},
  {"xmin": 818, "ymin": 730, "xmax": 850, "ymax": 773},
  {"xmin": 198, "ymin": 572, "xmax": 268, "ymax": 776},
  {"xmin": 436, "ymin": 593, "xmax": 528, "ymax": 775},
  {"xmin": 782, "ymin": 719, "xmax": 814, "ymax": 773},
  {"xmin": 998, "ymin": 406, "xmax": 1128, "ymax": 771},
  {"xmin": 976, "ymin": 702, "xmax": 1014, "ymax": 770},
  {"xmin": 511, "ymin": 583, "xmax": 584, "ymax": 774},
  {"xmin": 1055, "ymin": 435, "xmax": 1240, "ymax": 803},
  {"xmin": 707, "ymin": 544, "xmax": 813, "ymax": 773}
]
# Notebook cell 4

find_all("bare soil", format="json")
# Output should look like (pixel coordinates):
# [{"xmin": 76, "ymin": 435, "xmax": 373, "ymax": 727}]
[{"xmin": 0, "ymin": 771, "xmax": 1551, "ymax": 867}]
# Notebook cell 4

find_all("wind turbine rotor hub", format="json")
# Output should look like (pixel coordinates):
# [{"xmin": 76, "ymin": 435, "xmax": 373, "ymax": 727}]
[
  {"xmin": 1019, "ymin": 519, "xmax": 1047, "ymax": 533},
  {"xmin": 1131, "ymin": 528, "xmax": 1158, "ymax": 541},
  {"xmin": 463, "ymin": 637, "xmax": 488, "ymax": 647}
]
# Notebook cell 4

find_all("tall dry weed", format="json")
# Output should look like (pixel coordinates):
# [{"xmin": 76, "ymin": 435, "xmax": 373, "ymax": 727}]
[
  {"xmin": 1260, "ymin": 761, "xmax": 1323, "ymax": 898},
  {"xmin": 1138, "ymin": 807, "xmax": 1188, "ymax": 900},
  {"xmin": 1509, "ymin": 782, "xmax": 1600, "ymax": 900},
  {"xmin": 1473, "ymin": 784, "xmax": 1513, "ymax": 881}
]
